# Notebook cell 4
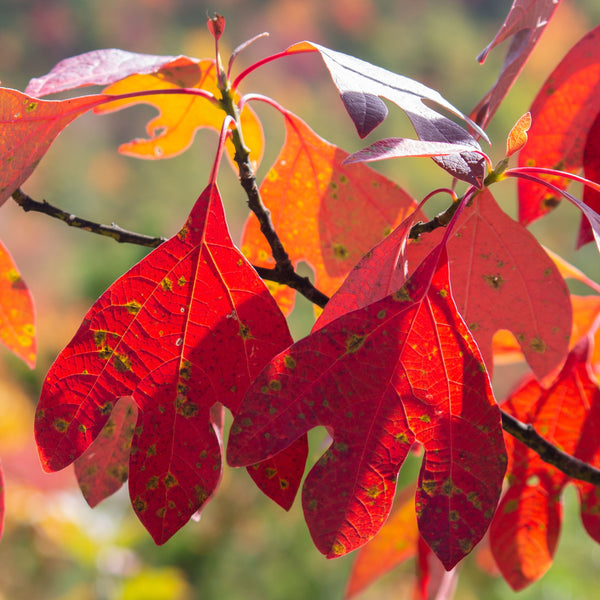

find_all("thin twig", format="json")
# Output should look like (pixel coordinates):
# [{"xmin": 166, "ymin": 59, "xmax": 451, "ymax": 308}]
[
  {"xmin": 501, "ymin": 410, "xmax": 600, "ymax": 486},
  {"xmin": 12, "ymin": 188, "xmax": 166, "ymax": 248}
]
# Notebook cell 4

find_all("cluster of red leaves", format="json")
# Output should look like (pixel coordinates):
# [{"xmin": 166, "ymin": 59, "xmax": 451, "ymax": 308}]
[{"xmin": 1, "ymin": 1, "xmax": 600, "ymax": 597}]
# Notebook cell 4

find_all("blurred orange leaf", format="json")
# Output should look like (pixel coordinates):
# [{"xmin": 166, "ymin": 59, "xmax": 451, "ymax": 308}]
[
  {"xmin": 0, "ymin": 239, "xmax": 36, "ymax": 368},
  {"xmin": 95, "ymin": 57, "xmax": 263, "ymax": 169},
  {"xmin": 345, "ymin": 483, "xmax": 418, "ymax": 598}
]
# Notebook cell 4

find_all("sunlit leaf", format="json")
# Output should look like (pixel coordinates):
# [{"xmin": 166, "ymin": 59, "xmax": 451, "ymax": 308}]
[
  {"xmin": 0, "ymin": 239, "xmax": 36, "ymax": 368},
  {"xmin": 229, "ymin": 246, "xmax": 506, "ymax": 569}
]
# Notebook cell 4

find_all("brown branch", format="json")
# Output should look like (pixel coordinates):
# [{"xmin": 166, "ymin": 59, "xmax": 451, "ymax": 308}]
[
  {"xmin": 12, "ymin": 188, "xmax": 166, "ymax": 248},
  {"xmin": 501, "ymin": 410, "xmax": 600, "ymax": 486},
  {"xmin": 219, "ymin": 87, "xmax": 329, "ymax": 309}
]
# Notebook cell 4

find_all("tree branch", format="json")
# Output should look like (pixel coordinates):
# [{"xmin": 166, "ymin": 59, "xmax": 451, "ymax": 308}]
[
  {"xmin": 219, "ymin": 87, "xmax": 330, "ymax": 309},
  {"xmin": 501, "ymin": 409, "xmax": 600, "ymax": 486},
  {"xmin": 12, "ymin": 188, "xmax": 167, "ymax": 248}
]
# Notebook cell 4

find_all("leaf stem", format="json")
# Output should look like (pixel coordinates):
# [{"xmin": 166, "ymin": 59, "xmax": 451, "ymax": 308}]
[{"xmin": 501, "ymin": 409, "xmax": 600, "ymax": 486}]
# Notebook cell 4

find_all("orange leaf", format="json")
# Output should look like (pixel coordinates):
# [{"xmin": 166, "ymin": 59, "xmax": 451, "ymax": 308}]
[
  {"xmin": 345, "ymin": 483, "xmax": 419, "ymax": 599},
  {"xmin": 506, "ymin": 112, "xmax": 531, "ymax": 157},
  {"xmin": 95, "ymin": 57, "xmax": 263, "ymax": 169},
  {"xmin": 240, "ymin": 109, "xmax": 416, "ymax": 314},
  {"xmin": 0, "ymin": 239, "xmax": 36, "ymax": 368},
  {"xmin": 0, "ymin": 89, "xmax": 108, "ymax": 206}
]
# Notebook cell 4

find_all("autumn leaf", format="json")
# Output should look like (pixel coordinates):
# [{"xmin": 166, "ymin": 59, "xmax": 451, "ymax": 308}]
[
  {"xmin": 506, "ymin": 112, "xmax": 531, "ymax": 157},
  {"xmin": 74, "ymin": 396, "xmax": 137, "ymax": 508},
  {"xmin": 345, "ymin": 483, "xmax": 419, "ymax": 599},
  {"xmin": 317, "ymin": 189, "xmax": 571, "ymax": 379},
  {"xmin": 491, "ymin": 336, "xmax": 600, "ymax": 589},
  {"xmin": 517, "ymin": 24, "xmax": 600, "ymax": 225},
  {"xmin": 580, "ymin": 111, "xmax": 600, "ymax": 247},
  {"xmin": 0, "ymin": 89, "xmax": 109, "ymax": 206},
  {"xmin": 240, "ymin": 108, "xmax": 417, "ymax": 314},
  {"xmin": 0, "ymin": 239, "xmax": 36, "ymax": 368},
  {"xmin": 293, "ymin": 41, "xmax": 487, "ymax": 186},
  {"xmin": 228, "ymin": 246, "xmax": 506, "ymax": 569},
  {"xmin": 471, "ymin": 0, "xmax": 562, "ymax": 129},
  {"xmin": 35, "ymin": 181, "xmax": 306, "ymax": 543},
  {"xmin": 94, "ymin": 58, "xmax": 263, "ymax": 168}
]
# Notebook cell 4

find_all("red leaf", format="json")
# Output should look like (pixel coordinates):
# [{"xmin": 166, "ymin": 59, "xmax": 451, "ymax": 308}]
[
  {"xmin": 285, "ymin": 42, "xmax": 487, "ymax": 187},
  {"xmin": 472, "ymin": 0, "xmax": 561, "ymax": 129},
  {"xmin": 318, "ymin": 190, "xmax": 572, "ymax": 379},
  {"xmin": 228, "ymin": 246, "xmax": 506, "ymax": 569},
  {"xmin": 517, "ymin": 24, "xmax": 600, "ymax": 225},
  {"xmin": 35, "ymin": 182, "xmax": 306, "ymax": 543},
  {"xmin": 240, "ymin": 109, "xmax": 417, "ymax": 314},
  {"xmin": 74, "ymin": 396, "xmax": 137, "ymax": 507},
  {"xmin": 25, "ymin": 49, "xmax": 183, "ymax": 97},
  {"xmin": 0, "ymin": 89, "xmax": 109, "ymax": 206},
  {"xmin": 491, "ymin": 337, "xmax": 600, "ymax": 589},
  {"xmin": 580, "ymin": 111, "xmax": 600, "ymax": 247},
  {"xmin": 0, "ymin": 239, "xmax": 36, "ymax": 368}
]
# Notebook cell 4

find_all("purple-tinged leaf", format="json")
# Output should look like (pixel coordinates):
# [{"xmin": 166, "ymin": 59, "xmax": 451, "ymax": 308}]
[
  {"xmin": 26, "ymin": 49, "xmax": 191, "ymax": 97},
  {"xmin": 471, "ymin": 0, "xmax": 562, "ymax": 129},
  {"xmin": 284, "ymin": 42, "xmax": 487, "ymax": 186},
  {"xmin": 344, "ymin": 138, "xmax": 477, "ymax": 165}
]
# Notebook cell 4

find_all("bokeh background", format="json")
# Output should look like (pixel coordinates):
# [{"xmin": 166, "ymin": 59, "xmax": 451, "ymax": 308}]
[{"xmin": 1, "ymin": 0, "xmax": 600, "ymax": 598}]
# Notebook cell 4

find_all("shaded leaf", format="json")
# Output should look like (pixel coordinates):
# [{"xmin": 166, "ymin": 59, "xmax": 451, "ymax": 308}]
[
  {"xmin": 491, "ymin": 337, "xmax": 600, "ymax": 589},
  {"xmin": 0, "ymin": 89, "xmax": 109, "ymax": 206},
  {"xmin": 318, "ymin": 189, "xmax": 571, "ymax": 379},
  {"xmin": 472, "ymin": 0, "xmax": 562, "ymax": 129},
  {"xmin": 0, "ymin": 239, "xmax": 36, "ymax": 368},
  {"xmin": 344, "ymin": 138, "xmax": 476, "ymax": 165},
  {"xmin": 94, "ymin": 59, "xmax": 263, "ymax": 167},
  {"xmin": 517, "ymin": 24, "xmax": 600, "ymax": 225},
  {"xmin": 240, "ymin": 109, "xmax": 417, "ymax": 314},
  {"xmin": 25, "ymin": 49, "xmax": 183, "ymax": 97},
  {"xmin": 580, "ymin": 111, "xmax": 600, "ymax": 246},
  {"xmin": 36, "ymin": 182, "xmax": 306, "ymax": 543},
  {"xmin": 285, "ymin": 42, "xmax": 487, "ymax": 186},
  {"xmin": 228, "ymin": 246, "xmax": 506, "ymax": 569},
  {"xmin": 74, "ymin": 396, "xmax": 138, "ymax": 507}
]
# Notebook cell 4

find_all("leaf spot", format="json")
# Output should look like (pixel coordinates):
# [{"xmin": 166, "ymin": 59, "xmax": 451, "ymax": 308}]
[
  {"xmin": 332, "ymin": 243, "xmax": 350, "ymax": 260},
  {"xmin": 133, "ymin": 497, "xmax": 147, "ymax": 513},
  {"xmin": 345, "ymin": 332, "xmax": 366, "ymax": 354},
  {"xmin": 52, "ymin": 418, "xmax": 69, "ymax": 433},
  {"xmin": 529, "ymin": 337, "xmax": 546, "ymax": 353},
  {"xmin": 268, "ymin": 379, "xmax": 282, "ymax": 391},
  {"xmin": 161, "ymin": 277, "xmax": 173, "ymax": 291},
  {"xmin": 163, "ymin": 472, "xmax": 178, "ymax": 489},
  {"xmin": 483, "ymin": 274, "xmax": 504, "ymax": 289},
  {"xmin": 284, "ymin": 355, "xmax": 297, "ymax": 369},
  {"xmin": 393, "ymin": 286, "xmax": 412, "ymax": 302}
]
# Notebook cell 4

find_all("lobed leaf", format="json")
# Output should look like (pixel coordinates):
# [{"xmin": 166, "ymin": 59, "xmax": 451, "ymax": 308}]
[
  {"xmin": 240, "ymin": 109, "xmax": 417, "ymax": 314},
  {"xmin": 36, "ymin": 182, "xmax": 306, "ymax": 543},
  {"xmin": 491, "ymin": 337, "xmax": 600, "ymax": 589},
  {"xmin": 285, "ymin": 42, "xmax": 487, "ymax": 187},
  {"xmin": 0, "ymin": 239, "xmax": 36, "ymax": 368},
  {"xmin": 95, "ymin": 58, "xmax": 263, "ymax": 167},
  {"xmin": 0, "ymin": 89, "xmax": 109, "ymax": 206},
  {"xmin": 517, "ymin": 24, "xmax": 600, "ymax": 225},
  {"xmin": 228, "ymin": 246, "xmax": 506, "ymax": 569},
  {"xmin": 472, "ymin": 0, "xmax": 562, "ymax": 129}
]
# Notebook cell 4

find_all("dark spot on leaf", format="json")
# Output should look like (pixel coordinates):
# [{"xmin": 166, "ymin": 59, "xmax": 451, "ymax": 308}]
[
  {"xmin": 542, "ymin": 195, "xmax": 560, "ymax": 209},
  {"xmin": 133, "ymin": 497, "xmax": 147, "ymax": 513},
  {"xmin": 99, "ymin": 402, "xmax": 114, "ymax": 416},
  {"xmin": 161, "ymin": 277, "xmax": 173, "ymax": 291},
  {"xmin": 284, "ymin": 355, "xmax": 296, "ymax": 369},
  {"xmin": 279, "ymin": 479, "xmax": 289, "ymax": 490},
  {"xmin": 332, "ymin": 243, "xmax": 350, "ymax": 260},
  {"xmin": 529, "ymin": 337, "xmax": 546, "ymax": 353},
  {"xmin": 483, "ymin": 274, "xmax": 504, "ymax": 289},
  {"xmin": 125, "ymin": 300, "xmax": 141, "ymax": 315},
  {"xmin": 345, "ymin": 332, "xmax": 366, "ymax": 354},
  {"xmin": 146, "ymin": 476, "xmax": 159, "ymax": 490},
  {"xmin": 163, "ymin": 472, "xmax": 178, "ymax": 489},
  {"xmin": 112, "ymin": 352, "xmax": 132, "ymax": 372},
  {"xmin": 53, "ymin": 418, "xmax": 69, "ymax": 432}
]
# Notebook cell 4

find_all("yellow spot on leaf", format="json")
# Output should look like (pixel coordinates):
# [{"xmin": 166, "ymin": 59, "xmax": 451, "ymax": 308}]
[
  {"xmin": 529, "ymin": 337, "xmax": 546, "ymax": 353},
  {"xmin": 163, "ymin": 473, "xmax": 178, "ymax": 489},
  {"xmin": 53, "ymin": 418, "xmax": 69, "ymax": 432},
  {"xmin": 269, "ymin": 380, "xmax": 282, "ymax": 391},
  {"xmin": 332, "ymin": 243, "xmax": 349, "ymax": 260},
  {"xmin": 393, "ymin": 286, "xmax": 412, "ymax": 302},
  {"xmin": 112, "ymin": 352, "xmax": 132, "ymax": 372},
  {"xmin": 6, "ymin": 268, "xmax": 21, "ymax": 283},
  {"xmin": 125, "ymin": 300, "xmax": 141, "ymax": 315},
  {"xmin": 133, "ymin": 497, "xmax": 147, "ymax": 513},
  {"xmin": 284, "ymin": 355, "xmax": 296, "ymax": 369},
  {"xmin": 161, "ymin": 277, "xmax": 173, "ymax": 291}
]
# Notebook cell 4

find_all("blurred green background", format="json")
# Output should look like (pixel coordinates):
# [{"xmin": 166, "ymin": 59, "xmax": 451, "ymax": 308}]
[{"xmin": 1, "ymin": 0, "xmax": 600, "ymax": 598}]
